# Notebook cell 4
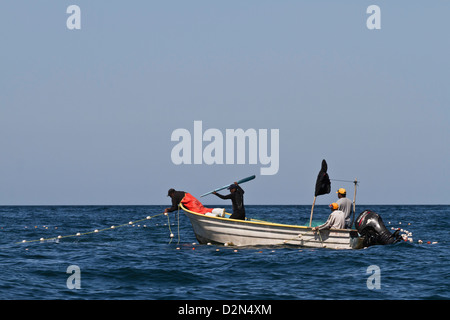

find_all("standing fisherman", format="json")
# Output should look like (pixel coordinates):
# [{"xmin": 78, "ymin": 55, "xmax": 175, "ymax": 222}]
[
  {"xmin": 336, "ymin": 188, "xmax": 353, "ymax": 228},
  {"xmin": 213, "ymin": 182, "xmax": 246, "ymax": 220}
]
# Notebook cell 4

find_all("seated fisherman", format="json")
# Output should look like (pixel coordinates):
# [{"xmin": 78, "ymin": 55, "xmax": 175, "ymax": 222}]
[{"xmin": 312, "ymin": 203, "xmax": 346, "ymax": 231}]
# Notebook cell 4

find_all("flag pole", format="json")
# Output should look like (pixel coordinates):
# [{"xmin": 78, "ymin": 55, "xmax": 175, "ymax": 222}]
[
  {"xmin": 350, "ymin": 178, "xmax": 358, "ymax": 228},
  {"xmin": 309, "ymin": 196, "xmax": 316, "ymax": 227}
]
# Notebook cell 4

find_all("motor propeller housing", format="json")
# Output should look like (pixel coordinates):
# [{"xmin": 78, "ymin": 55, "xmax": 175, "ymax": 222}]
[{"xmin": 355, "ymin": 210, "xmax": 403, "ymax": 247}]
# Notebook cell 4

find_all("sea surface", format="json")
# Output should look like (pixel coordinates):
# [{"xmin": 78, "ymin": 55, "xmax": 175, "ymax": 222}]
[{"xmin": 0, "ymin": 205, "xmax": 448, "ymax": 300}]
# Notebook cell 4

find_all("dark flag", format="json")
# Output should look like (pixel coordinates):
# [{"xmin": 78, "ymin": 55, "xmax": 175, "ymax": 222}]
[{"xmin": 314, "ymin": 159, "xmax": 331, "ymax": 197}]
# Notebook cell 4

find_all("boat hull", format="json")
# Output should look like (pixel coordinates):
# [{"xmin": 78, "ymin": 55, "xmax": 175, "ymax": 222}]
[{"xmin": 182, "ymin": 206, "xmax": 363, "ymax": 250}]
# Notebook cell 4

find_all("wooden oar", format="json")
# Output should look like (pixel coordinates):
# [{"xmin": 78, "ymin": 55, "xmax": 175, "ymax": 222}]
[{"xmin": 200, "ymin": 175, "xmax": 256, "ymax": 197}]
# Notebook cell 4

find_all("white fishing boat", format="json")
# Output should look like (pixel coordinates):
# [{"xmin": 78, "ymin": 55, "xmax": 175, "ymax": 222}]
[
  {"xmin": 181, "ymin": 204, "xmax": 364, "ymax": 250},
  {"xmin": 179, "ymin": 160, "xmax": 405, "ymax": 250}
]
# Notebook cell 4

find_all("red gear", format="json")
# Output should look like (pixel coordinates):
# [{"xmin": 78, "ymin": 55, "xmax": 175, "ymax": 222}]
[{"xmin": 181, "ymin": 193, "xmax": 213, "ymax": 214}]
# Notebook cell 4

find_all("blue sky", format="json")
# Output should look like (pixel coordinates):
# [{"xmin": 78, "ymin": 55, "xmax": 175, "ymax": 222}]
[{"xmin": 1, "ymin": 1, "xmax": 449, "ymax": 205}]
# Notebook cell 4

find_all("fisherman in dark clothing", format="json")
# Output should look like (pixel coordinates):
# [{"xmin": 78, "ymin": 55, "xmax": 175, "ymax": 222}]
[
  {"xmin": 164, "ymin": 188, "xmax": 220, "ymax": 215},
  {"xmin": 213, "ymin": 182, "xmax": 245, "ymax": 220},
  {"xmin": 164, "ymin": 188, "xmax": 185, "ymax": 213}
]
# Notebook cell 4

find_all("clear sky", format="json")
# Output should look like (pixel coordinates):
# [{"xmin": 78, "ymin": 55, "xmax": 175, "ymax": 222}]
[{"xmin": 1, "ymin": 1, "xmax": 449, "ymax": 205}]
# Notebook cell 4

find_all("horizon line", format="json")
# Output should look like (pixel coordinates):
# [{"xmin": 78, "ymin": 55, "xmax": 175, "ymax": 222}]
[{"xmin": 0, "ymin": 203, "xmax": 448, "ymax": 206}]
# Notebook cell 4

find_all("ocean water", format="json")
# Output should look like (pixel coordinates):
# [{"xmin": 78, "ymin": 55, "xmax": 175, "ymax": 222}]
[{"xmin": 0, "ymin": 205, "xmax": 448, "ymax": 300}]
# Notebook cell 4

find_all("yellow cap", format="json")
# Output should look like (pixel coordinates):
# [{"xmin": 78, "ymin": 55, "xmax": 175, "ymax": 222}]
[
  {"xmin": 329, "ymin": 203, "xmax": 339, "ymax": 210},
  {"xmin": 336, "ymin": 188, "xmax": 346, "ymax": 195}
]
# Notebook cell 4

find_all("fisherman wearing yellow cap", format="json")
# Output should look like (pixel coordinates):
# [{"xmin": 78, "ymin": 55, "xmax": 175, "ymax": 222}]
[
  {"xmin": 312, "ymin": 203, "xmax": 346, "ymax": 231},
  {"xmin": 336, "ymin": 188, "xmax": 353, "ymax": 228}
]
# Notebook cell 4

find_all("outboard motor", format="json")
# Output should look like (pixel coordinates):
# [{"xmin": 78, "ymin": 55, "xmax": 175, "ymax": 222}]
[{"xmin": 355, "ymin": 210, "xmax": 403, "ymax": 247}]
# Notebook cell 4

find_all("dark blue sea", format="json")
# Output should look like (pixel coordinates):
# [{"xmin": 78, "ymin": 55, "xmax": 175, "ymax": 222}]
[{"xmin": 0, "ymin": 205, "xmax": 448, "ymax": 302}]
